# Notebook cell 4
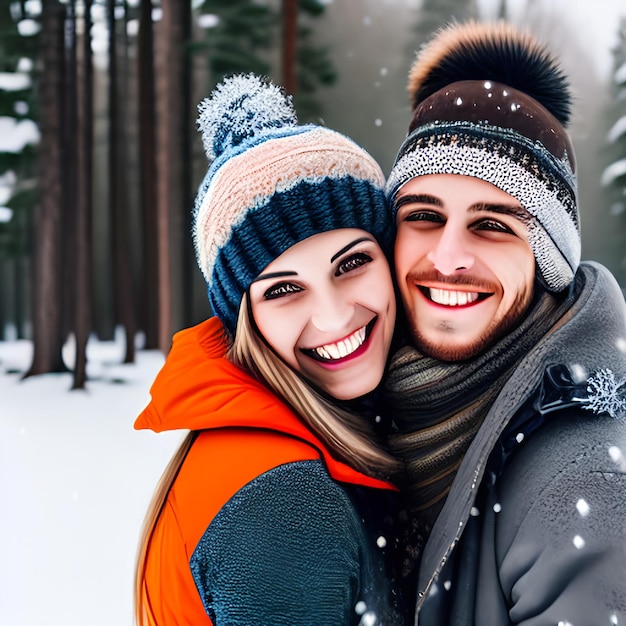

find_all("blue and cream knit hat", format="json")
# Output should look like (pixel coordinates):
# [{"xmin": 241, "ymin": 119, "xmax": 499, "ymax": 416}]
[
  {"xmin": 387, "ymin": 21, "xmax": 580, "ymax": 292},
  {"xmin": 193, "ymin": 73, "xmax": 392, "ymax": 336}
]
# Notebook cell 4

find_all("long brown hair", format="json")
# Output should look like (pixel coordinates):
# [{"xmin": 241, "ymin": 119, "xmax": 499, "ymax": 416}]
[
  {"xmin": 134, "ymin": 430, "xmax": 197, "ymax": 625},
  {"xmin": 230, "ymin": 293, "xmax": 398, "ymax": 476},
  {"xmin": 134, "ymin": 296, "xmax": 398, "ymax": 624}
]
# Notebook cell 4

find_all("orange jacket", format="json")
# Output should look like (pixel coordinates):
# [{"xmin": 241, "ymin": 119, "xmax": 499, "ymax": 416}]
[{"xmin": 135, "ymin": 317, "xmax": 396, "ymax": 625}]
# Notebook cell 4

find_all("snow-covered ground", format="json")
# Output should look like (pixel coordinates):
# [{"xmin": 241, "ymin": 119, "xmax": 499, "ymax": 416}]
[{"xmin": 0, "ymin": 334, "xmax": 183, "ymax": 626}]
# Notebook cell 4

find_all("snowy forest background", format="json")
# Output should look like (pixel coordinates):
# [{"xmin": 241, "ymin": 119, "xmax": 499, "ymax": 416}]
[
  {"xmin": 1, "ymin": 0, "xmax": 626, "ymax": 381},
  {"xmin": 0, "ymin": 0, "xmax": 625, "ymax": 624}
]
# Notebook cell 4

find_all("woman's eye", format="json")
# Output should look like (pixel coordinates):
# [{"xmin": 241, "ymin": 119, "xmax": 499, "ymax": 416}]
[
  {"xmin": 263, "ymin": 282, "xmax": 302, "ymax": 300},
  {"xmin": 474, "ymin": 219, "xmax": 514, "ymax": 234},
  {"xmin": 336, "ymin": 252, "xmax": 373, "ymax": 276}
]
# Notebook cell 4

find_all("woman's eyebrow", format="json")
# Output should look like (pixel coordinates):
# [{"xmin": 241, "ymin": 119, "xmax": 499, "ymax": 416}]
[
  {"xmin": 330, "ymin": 236, "xmax": 375, "ymax": 263},
  {"xmin": 250, "ymin": 270, "xmax": 297, "ymax": 284}
]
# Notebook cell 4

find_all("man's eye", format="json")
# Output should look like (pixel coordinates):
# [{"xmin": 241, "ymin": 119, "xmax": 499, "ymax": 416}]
[
  {"xmin": 335, "ymin": 252, "xmax": 373, "ymax": 276},
  {"xmin": 263, "ymin": 282, "xmax": 302, "ymax": 300},
  {"xmin": 473, "ymin": 219, "xmax": 514, "ymax": 234},
  {"xmin": 403, "ymin": 210, "xmax": 444, "ymax": 223}
]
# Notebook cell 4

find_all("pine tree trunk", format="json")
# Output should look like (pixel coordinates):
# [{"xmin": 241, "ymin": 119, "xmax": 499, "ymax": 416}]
[
  {"xmin": 155, "ymin": 2, "xmax": 172, "ymax": 353},
  {"xmin": 138, "ymin": 0, "xmax": 159, "ymax": 349},
  {"xmin": 179, "ymin": 0, "xmax": 194, "ymax": 329},
  {"xmin": 25, "ymin": 0, "xmax": 67, "ymax": 378},
  {"xmin": 108, "ymin": 0, "xmax": 136, "ymax": 363},
  {"xmin": 281, "ymin": 0, "xmax": 298, "ymax": 95},
  {"xmin": 64, "ymin": 0, "xmax": 82, "ymax": 388},
  {"xmin": 71, "ymin": 0, "xmax": 93, "ymax": 389},
  {"xmin": 154, "ymin": 0, "xmax": 189, "ymax": 351}
]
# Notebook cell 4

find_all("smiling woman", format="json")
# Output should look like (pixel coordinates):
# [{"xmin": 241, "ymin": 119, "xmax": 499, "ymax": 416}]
[
  {"xmin": 248, "ymin": 229, "xmax": 396, "ymax": 400},
  {"xmin": 133, "ymin": 74, "xmax": 405, "ymax": 626}
]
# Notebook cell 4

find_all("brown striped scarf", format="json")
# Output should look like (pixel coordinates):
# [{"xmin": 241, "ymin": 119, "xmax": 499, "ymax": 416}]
[{"xmin": 384, "ymin": 281, "xmax": 580, "ymax": 574}]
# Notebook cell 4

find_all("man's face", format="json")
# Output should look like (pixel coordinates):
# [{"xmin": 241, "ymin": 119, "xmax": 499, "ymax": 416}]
[{"xmin": 394, "ymin": 174, "xmax": 535, "ymax": 361}]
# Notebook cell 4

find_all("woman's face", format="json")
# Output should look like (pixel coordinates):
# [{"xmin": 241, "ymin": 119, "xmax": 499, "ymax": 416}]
[{"xmin": 248, "ymin": 228, "xmax": 396, "ymax": 400}]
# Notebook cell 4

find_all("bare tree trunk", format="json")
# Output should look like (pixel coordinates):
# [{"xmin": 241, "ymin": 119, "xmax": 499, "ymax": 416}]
[
  {"xmin": 137, "ymin": 0, "xmax": 159, "ymax": 349},
  {"xmin": 108, "ymin": 0, "xmax": 136, "ymax": 363},
  {"xmin": 180, "ymin": 0, "xmax": 195, "ymax": 329},
  {"xmin": 0, "ymin": 262, "xmax": 10, "ymax": 340},
  {"xmin": 155, "ymin": 4, "xmax": 172, "ymax": 353},
  {"xmin": 281, "ymin": 0, "xmax": 298, "ymax": 95},
  {"xmin": 154, "ymin": 0, "xmax": 189, "ymax": 351},
  {"xmin": 64, "ymin": 0, "xmax": 82, "ymax": 387},
  {"xmin": 25, "ymin": 0, "xmax": 66, "ymax": 378},
  {"xmin": 60, "ymin": 2, "xmax": 75, "ymax": 354},
  {"xmin": 71, "ymin": 0, "xmax": 93, "ymax": 389}
]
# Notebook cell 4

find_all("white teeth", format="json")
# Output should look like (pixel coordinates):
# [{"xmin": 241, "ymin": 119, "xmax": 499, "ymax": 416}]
[
  {"xmin": 326, "ymin": 343, "xmax": 341, "ymax": 359},
  {"xmin": 317, "ymin": 347, "xmax": 332, "ymax": 359},
  {"xmin": 337, "ymin": 339, "xmax": 350, "ymax": 358},
  {"xmin": 429, "ymin": 288, "xmax": 479, "ymax": 306},
  {"xmin": 313, "ymin": 325, "xmax": 367, "ymax": 361}
]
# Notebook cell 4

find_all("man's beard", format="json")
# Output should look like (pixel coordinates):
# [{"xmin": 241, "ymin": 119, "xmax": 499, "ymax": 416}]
[{"xmin": 409, "ymin": 286, "xmax": 534, "ymax": 362}]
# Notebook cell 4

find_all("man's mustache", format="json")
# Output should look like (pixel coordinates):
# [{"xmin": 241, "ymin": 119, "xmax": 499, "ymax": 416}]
[{"xmin": 407, "ymin": 270, "xmax": 497, "ymax": 293}]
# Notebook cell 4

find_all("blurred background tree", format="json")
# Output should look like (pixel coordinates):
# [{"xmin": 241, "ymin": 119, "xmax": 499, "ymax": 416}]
[
  {"xmin": 0, "ymin": 2, "xmax": 39, "ymax": 346},
  {"xmin": 601, "ymin": 16, "xmax": 626, "ymax": 287},
  {"xmin": 0, "ymin": 0, "xmax": 624, "ymax": 388}
]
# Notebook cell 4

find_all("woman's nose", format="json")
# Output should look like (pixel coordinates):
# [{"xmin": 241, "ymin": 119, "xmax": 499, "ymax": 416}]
[{"xmin": 310, "ymin": 290, "xmax": 354, "ymax": 333}]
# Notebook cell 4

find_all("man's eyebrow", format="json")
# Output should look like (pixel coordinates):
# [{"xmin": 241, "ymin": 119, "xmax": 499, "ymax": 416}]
[
  {"xmin": 470, "ymin": 202, "xmax": 531, "ymax": 223},
  {"xmin": 250, "ymin": 270, "xmax": 297, "ymax": 284},
  {"xmin": 394, "ymin": 194, "xmax": 442, "ymax": 211},
  {"xmin": 395, "ymin": 194, "xmax": 530, "ymax": 223},
  {"xmin": 330, "ymin": 236, "xmax": 376, "ymax": 263}
]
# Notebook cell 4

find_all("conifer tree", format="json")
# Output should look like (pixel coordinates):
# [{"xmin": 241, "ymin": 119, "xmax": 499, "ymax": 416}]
[
  {"xmin": 600, "ymin": 18, "xmax": 626, "ymax": 286},
  {"xmin": 602, "ymin": 18, "xmax": 626, "ymax": 218},
  {"xmin": 0, "ymin": 2, "xmax": 39, "ymax": 339}
]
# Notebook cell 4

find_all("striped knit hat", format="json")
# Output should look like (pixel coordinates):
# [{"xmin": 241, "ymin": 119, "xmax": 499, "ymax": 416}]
[
  {"xmin": 193, "ymin": 74, "xmax": 392, "ymax": 336},
  {"xmin": 387, "ymin": 21, "xmax": 580, "ymax": 292}
]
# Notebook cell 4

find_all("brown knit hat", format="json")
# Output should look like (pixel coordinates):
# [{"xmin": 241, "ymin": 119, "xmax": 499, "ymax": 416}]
[{"xmin": 387, "ymin": 21, "xmax": 580, "ymax": 292}]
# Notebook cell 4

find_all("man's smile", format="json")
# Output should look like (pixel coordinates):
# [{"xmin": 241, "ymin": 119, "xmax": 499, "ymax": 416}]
[{"xmin": 418, "ymin": 285, "xmax": 492, "ymax": 307}]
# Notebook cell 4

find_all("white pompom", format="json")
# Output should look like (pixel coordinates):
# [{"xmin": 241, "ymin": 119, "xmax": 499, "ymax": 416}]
[{"xmin": 197, "ymin": 73, "xmax": 297, "ymax": 161}]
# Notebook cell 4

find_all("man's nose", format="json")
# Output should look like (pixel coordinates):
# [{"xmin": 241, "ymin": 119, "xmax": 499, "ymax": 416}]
[{"xmin": 426, "ymin": 227, "xmax": 475, "ymax": 275}]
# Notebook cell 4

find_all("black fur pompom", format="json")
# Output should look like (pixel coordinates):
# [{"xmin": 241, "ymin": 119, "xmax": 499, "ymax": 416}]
[{"xmin": 408, "ymin": 20, "xmax": 571, "ymax": 125}]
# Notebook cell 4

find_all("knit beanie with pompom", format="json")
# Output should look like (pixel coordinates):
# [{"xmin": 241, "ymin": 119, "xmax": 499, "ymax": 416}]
[
  {"xmin": 193, "ymin": 73, "xmax": 392, "ymax": 337},
  {"xmin": 387, "ymin": 21, "xmax": 580, "ymax": 293}
]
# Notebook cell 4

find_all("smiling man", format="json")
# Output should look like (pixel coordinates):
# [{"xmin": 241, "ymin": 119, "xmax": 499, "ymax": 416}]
[
  {"xmin": 384, "ymin": 20, "xmax": 626, "ymax": 626},
  {"xmin": 393, "ymin": 174, "xmax": 535, "ymax": 362}
]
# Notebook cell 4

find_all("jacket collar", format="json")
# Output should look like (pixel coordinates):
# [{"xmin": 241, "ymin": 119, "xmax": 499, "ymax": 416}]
[{"xmin": 135, "ymin": 317, "xmax": 396, "ymax": 490}]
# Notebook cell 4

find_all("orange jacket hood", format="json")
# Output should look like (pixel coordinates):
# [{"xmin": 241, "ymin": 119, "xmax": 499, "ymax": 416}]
[{"xmin": 135, "ymin": 317, "xmax": 395, "ymax": 490}]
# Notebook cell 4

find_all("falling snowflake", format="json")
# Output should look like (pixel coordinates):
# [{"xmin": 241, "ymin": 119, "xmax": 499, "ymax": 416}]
[
  {"xmin": 360, "ymin": 611, "xmax": 377, "ymax": 626},
  {"xmin": 354, "ymin": 601, "xmax": 367, "ymax": 616},
  {"xmin": 576, "ymin": 499, "xmax": 590, "ymax": 517},
  {"xmin": 583, "ymin": 369, "xmax": 626, "ymax": 420}
]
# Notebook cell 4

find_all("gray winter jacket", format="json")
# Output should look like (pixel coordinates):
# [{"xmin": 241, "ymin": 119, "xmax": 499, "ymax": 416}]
[{"xmin": 416, "ymin": 262, "xmax": 626, "ymax": 625}]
